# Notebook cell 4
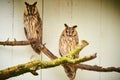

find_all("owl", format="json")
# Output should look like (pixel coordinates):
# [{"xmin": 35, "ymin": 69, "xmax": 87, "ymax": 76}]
[
  {"xmin": 59, "ymin": 24, "xmax": 79, "ymax": 80},
  {"xmin": 24, "ymin": 2, "xmax": 42, "ymax": 54}
]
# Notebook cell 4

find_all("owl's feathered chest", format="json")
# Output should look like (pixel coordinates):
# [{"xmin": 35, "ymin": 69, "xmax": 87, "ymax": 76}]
[
  {"xmin": 59, "ymin": 35, "xmax": 79, "ymax": 56},
  {"xmin": 24, "ymin": 14, "xmax": 42, "ymax": 40},
  {"xmin": 24, "ymin": 15, "xmax": 39, "ymax": 27},
  {"xmin": 62, "ymin": 36, "xmax": 76, "ymax": 46}
]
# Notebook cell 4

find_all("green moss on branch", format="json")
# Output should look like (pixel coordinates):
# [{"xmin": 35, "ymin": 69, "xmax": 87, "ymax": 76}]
[{"xmin": 0, "ymin": 45, "xmax": 96, "ymax": 80}]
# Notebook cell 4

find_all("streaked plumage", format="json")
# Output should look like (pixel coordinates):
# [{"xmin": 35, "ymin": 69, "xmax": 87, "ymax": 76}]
[
  {"xmin": 59, "ymin": 24, "xmax": 79, "ymax": 80},
  {"xmin": 24, "ymin": 2, "xmax": 42, "ymax": 54}
]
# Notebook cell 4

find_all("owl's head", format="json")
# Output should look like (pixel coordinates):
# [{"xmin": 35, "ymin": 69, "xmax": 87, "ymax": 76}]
[
  {"xmin": 24, "ymin": 2, "xmax": 38, "ymax": 16},
  {"xmin": 63, "ymin": 24, "xmax": 78, "ymax": 37}
]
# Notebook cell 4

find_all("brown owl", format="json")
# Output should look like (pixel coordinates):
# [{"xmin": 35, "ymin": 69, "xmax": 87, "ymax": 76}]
[
  {"xmin": 24, "ymin": 2, "xmax": 42, "ymax": 54},
  {"xmin": 59, "ymin": 24, "xmax": 79, "ymax": 80}
]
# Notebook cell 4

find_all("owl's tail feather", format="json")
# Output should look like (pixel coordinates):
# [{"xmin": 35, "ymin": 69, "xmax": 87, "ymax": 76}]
[
  {"xmin": 63, "ymin": 64, "xmax": 77, "ymax": 80},
  {"xmin": 31, "ymin": 43, "xmax": 41, "ymax": 54}
]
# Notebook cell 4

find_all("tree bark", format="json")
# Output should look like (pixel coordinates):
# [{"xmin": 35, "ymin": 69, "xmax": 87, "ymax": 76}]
[
  {"xmin": 76, "ymin": 64, "xmax": 120, "ymax": 73},
  {"xmin": 0, "ymin": 46, "xmax": 96, "ymax": 79},
  {"xmin": 0, "ymin": 40, "xmax": 120, "ymax": 80}
]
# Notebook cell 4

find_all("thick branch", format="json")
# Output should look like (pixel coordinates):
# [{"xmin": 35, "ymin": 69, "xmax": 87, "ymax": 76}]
[
  {"xmin": 0, "ymin": 39, "xmax": 120, "ymax": 79},
  {"xmin": 0, "ymin": 50, "xmax": 96, "ymax": 80},
  {"xmin": 76, "ymin": 64, "xmax": 120, "ymax": 73},
  {"xmin": 38, "ymin": 44, "xmax": 58, "ymax": 59}
]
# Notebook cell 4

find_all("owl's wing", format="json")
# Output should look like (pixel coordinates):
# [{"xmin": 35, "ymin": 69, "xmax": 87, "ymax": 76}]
[
  {"xmin": 36, "ymin": 19, "xmax": 42, "ymax": 43},
  {"xmin": 59, "ymin": 47, "xmax": 65, "ymax": 57},
  {"xmin": 24, "ymin": 27, "xmax": 28, "ymax": 39},
  {"xmin": 74, "ymin": 35, "xmax": 79, "ymax": 58},
  {"xmin": 59, "ymin": 36, "xmax": 67, "ymax": 57}
]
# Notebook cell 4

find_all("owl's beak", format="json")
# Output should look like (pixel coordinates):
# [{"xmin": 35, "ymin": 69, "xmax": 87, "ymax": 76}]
[
  {"xmin": 67, "ymin": 33, "xmax": 73, "ymax": 36},
  {"xmin": 28, "ymin": 13, "xmax": 33, "ymax": 16}
]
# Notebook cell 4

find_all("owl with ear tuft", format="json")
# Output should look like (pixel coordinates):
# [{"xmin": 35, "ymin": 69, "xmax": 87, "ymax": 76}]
[
  {"xmin": 59, "ymin": 24, "xmax": 79, "ymax": 80},
  {"xmin": 24, "ymin": 2, "xmax": 42, "ymax": 54}
]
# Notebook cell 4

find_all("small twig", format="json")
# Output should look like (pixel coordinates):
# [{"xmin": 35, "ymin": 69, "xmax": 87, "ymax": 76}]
[{"xmin": 0, "ymin": 40, "xmax": 30, "ymax": 46}]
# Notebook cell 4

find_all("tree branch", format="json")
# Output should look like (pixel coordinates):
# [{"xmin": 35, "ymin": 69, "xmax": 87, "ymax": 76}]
[
  {"xmin": 0, "ymin": 48, "xmax": 96, "ymax": 80},
  {"xmin": 0, "ymin": 40, "xmax": 58, "ymax": 59},
  {"xmin": 0, "ymin": 39, "xmax": 120, "ymax": 80},
  {"xmin": 0, "ymin": 40, "xmax": 88, "ymax": 60},
  {"xmin": 0, "ymin": 40, "xmax": 30, "ymax": 46},
  {"xmin": 76, "ymin": 64, "xmax": 120, "ymax": 73}
]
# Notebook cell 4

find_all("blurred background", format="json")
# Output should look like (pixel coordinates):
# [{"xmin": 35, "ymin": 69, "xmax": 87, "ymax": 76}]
[{"xmin": 0, "ymin": 0, "xmax": 120, "ymax": 80}]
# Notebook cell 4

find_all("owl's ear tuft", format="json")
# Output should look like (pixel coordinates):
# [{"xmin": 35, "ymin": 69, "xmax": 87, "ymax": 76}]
[
  {"xmin": 33, "ymin": 2, "xmax": 37, "ymax": 6},
  {"xmin": 64, "ymin": 24, "xmax": 68, "ymax": 28},
  {"xmin": 25, "ymin": 2, "xmax": 29, "ymax": 6},
  {"xmin": 73, "ymin": 25, "xmax": 77, "ymax": 28}
]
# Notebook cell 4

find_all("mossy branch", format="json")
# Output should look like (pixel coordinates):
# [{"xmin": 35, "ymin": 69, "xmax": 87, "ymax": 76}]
[
  {"xmin": 0, "ymin": 45, "xmax": 96, "ymax": 80},
  {"xmin": 0, "ymin": 39, "xmax": 120, "ymax": 80}
]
